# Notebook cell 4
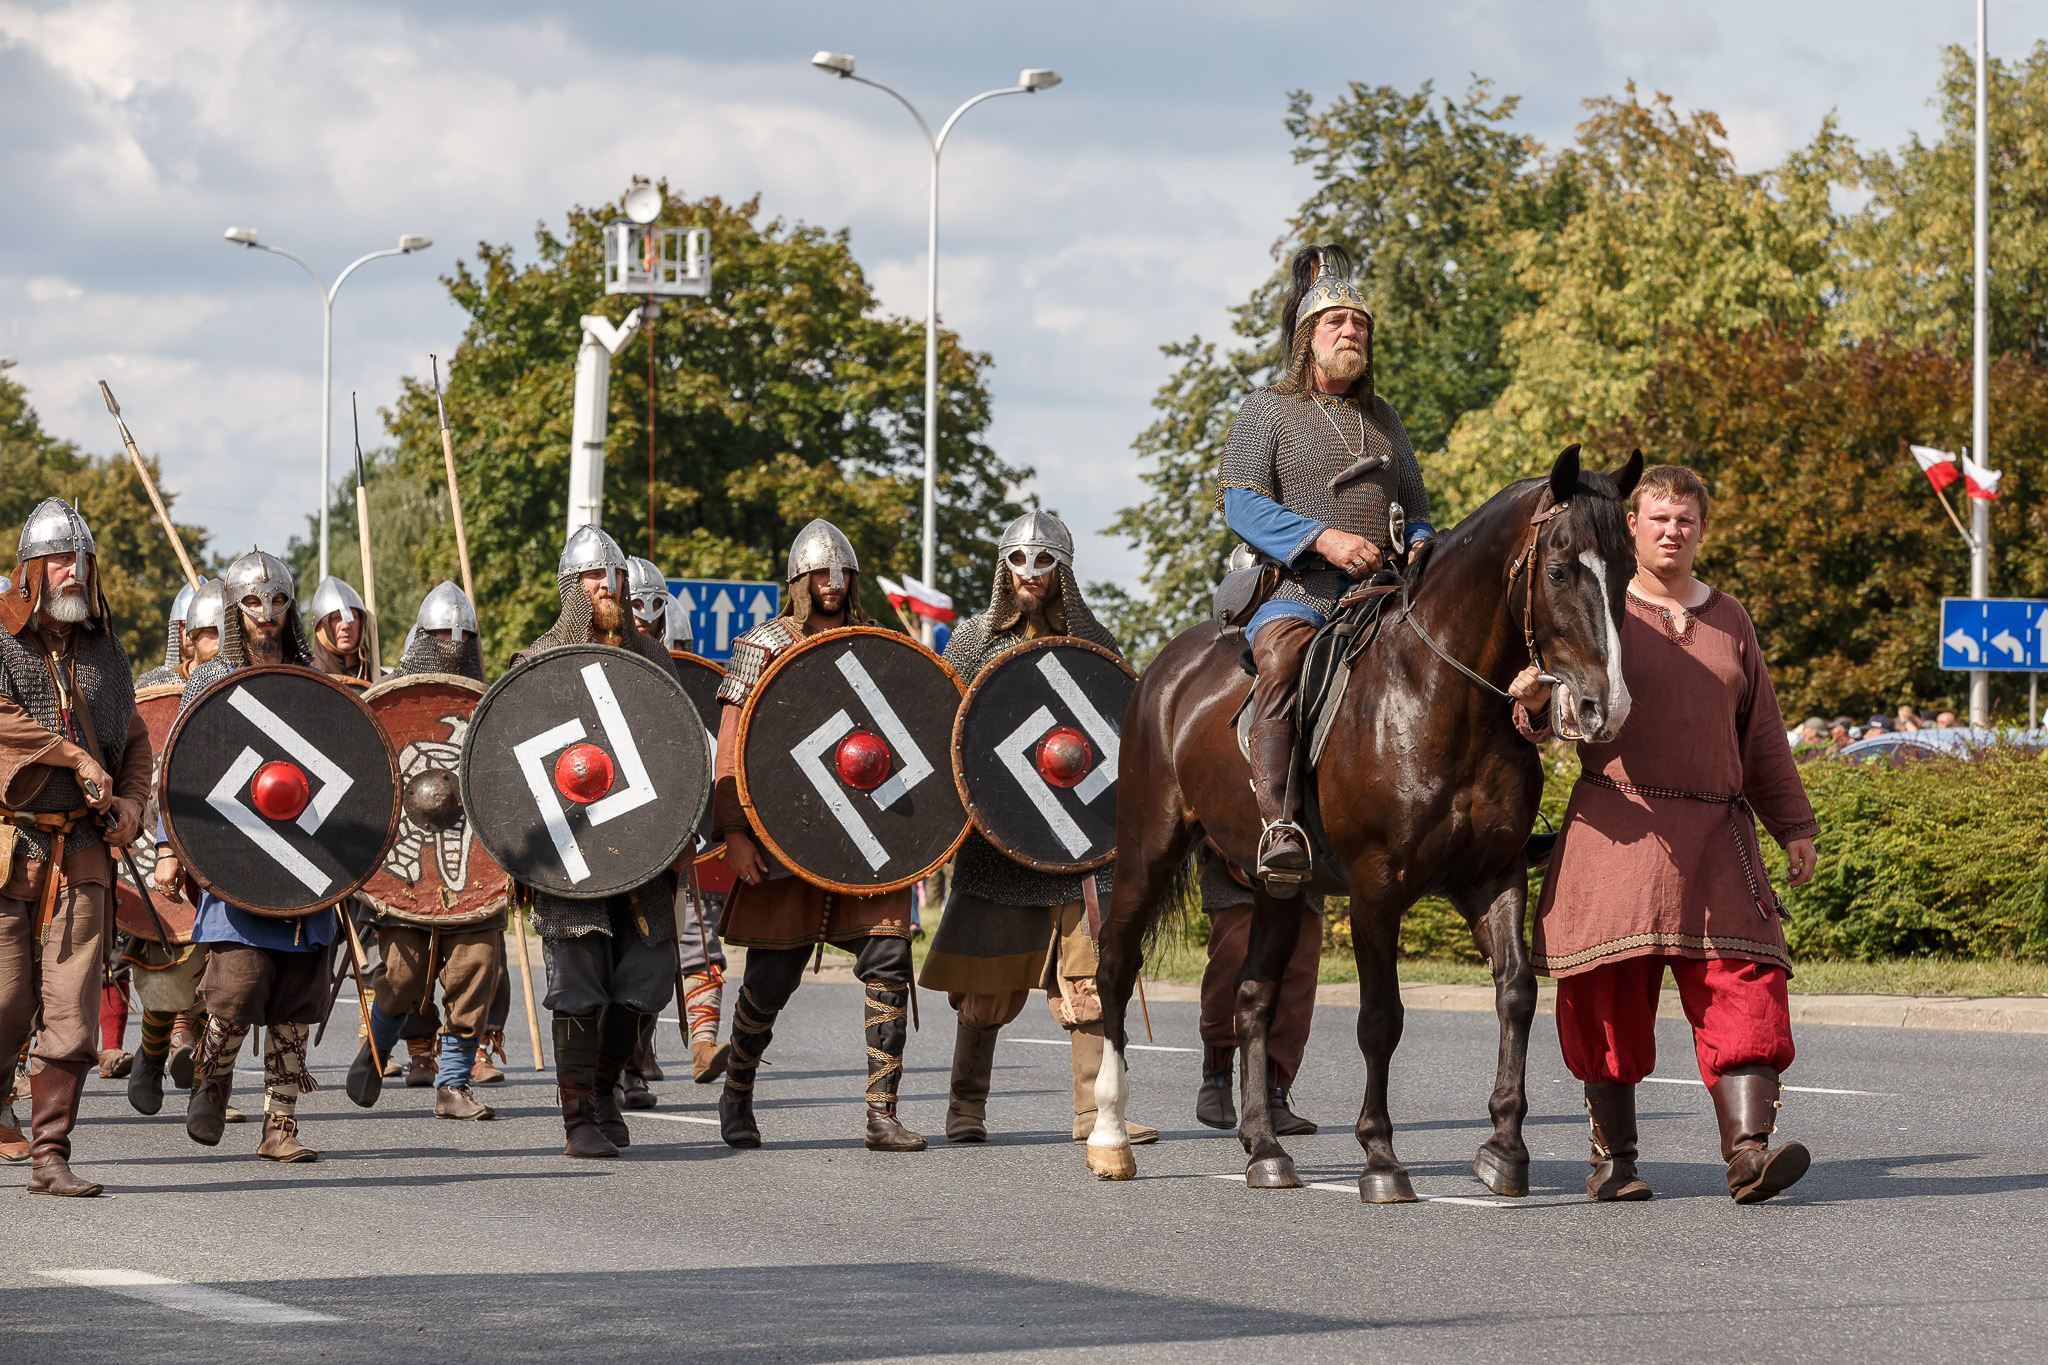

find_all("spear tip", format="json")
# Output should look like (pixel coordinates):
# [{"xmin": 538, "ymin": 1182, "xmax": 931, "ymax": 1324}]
[{"xmin": 98, "ymin": 380, "xmax": 119, "ymax": 416}]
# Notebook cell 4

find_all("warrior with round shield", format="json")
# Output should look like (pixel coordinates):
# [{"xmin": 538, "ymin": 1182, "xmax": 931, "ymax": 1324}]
[
  {"xmin": 345, "ymin": 581, "xmax": 507, "ymax": 1121},
  {"xmin": 1216, "ymin": 245, "xmax": 1436, "ymax": 884},
  {"xmin": 512, "ymin": 527, "xmax": 689, "ymax": 1159},
  {"xmin": 0, "ymin": 500, "xmax": 151, "ymax": 1196},
  {"xmin": 306, "ymin": 575, "xmax": 378, "ymax": 685},
  {"xmin": 918, "ymin": 511, "xmax": 1159, "ymax": 1146},
  {"xmin": 152, "ymin": 550, "xmax": 333, "ymax": 1163},
  {"xmin": 714, "ymin": 519, "xmax": 925, "ymax": 1153}
]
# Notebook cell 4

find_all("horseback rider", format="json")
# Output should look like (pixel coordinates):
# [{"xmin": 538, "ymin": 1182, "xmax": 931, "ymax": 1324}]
[{"xmin": 1216, "ymin": 244, "xmax": 1435, "ymax": 884}]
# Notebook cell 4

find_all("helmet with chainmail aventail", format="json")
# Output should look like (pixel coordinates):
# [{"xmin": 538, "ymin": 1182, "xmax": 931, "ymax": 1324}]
[
  {"xmin": 973, "ymin": 509, "xmax": 1111, "ymax": 644},
  {"xmin": 626, "ymin": 557, "xmax": 670, "ymax": 628},
  {"xmin": 663, "ymin": 595, "xmax": 693, "ymax": 651},
  {"xmin": 1274, "ymin": 243, "xmax": 1373, "ymax": 407},
  {"xmin": 161, "ymin": 580, "xmax": 198, "ymax": 672},
  {"xmin": 540, "ymin": 524, "xmax": 630, "ymax": 645},
  {"xmin": 397, "ymin": 580, "xmax": 484, "ymax": 681},
  {"xmin": 8, "ymin": 497, "xmax": 107, "ymax": 623},
  {"xmin": 781, "ymin": 518, "xmax": 868, "ymax": 625},
  {"xmin": 218, "ymin": 549, "xmax": 312, "ymax": 667}
]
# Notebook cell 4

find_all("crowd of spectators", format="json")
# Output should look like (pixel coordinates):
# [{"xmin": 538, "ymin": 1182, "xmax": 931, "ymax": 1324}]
[{"xmin": 1787, "ymin": 705, "xmax": 1957, "ymax": 749}]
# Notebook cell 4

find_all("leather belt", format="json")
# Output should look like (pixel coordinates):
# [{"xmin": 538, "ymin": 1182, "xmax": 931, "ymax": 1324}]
[{"xmin": 1576, "ymin": 773, "xmax": 1783, "ymax": 920}]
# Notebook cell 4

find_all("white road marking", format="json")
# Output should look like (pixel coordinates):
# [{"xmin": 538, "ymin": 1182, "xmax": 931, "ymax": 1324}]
[
  {"xmin": 835, "ymin": 651, "xmax": 932, "ymax": 809},
  {"xmin": 1037, "ymin": 653, "xmax": 1120, "ymax": 803},
  {"xmin": 631, "ymin": 1111, "xmax": 720, "ymax": 1126},
  {"xmin": 1205, "ymin": 1174, "xmax": 1509, "ymax": 1208},
  {"xmin": 995, "ymin": 704, "xmax": 1091, "ymax": 858},
  {"xmin": 39, "ymin": 1269, "xmax": 338, "ymax": 1323},
  {"xmin": 1001, "ymin": 1037, "xmax": 1197, "ymax": 1054},
  {"xmin": 206, "ymin": 747, "xmax": 331, "ymax": 894},
  {"xmin": 1636, "ymin": 1075, "xmax": 1894, "ymax": 1097}
]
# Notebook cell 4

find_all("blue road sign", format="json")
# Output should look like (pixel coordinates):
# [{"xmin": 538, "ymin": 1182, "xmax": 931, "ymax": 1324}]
[
  {"xmin": 668, "ymin": 578, "xmax": 779, "ymax": 661},
  {"xmin": 1939, "ymin": 597, "xmax": 2048, "ymax": 671}
]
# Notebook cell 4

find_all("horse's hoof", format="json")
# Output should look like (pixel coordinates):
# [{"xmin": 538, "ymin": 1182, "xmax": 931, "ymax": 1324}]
[
  {"xmin": 1087, "ymin": 1144, "xmax": 1137, "ymax": 1181},
  {"xmin": 1245, "ymin": 1156, "xmax": 1302, "ymax": 1189},
  {"xmin": 1358, "ymin": 1168, "xmax": 1419, "ymax": 1204},
  {"xmin": 1471, "ymin": 1146, "xmax": 1529, "ymax": 1198}
]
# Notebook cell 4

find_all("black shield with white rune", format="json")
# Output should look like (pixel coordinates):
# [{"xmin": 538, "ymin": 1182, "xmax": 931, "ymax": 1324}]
[
  {"xmin": 460, "ymin": 644, "xmax": 710, "ymax": 899},
  {"xmin": 158, "ymin": 665, "xmax": 401, "ymax": 917},
  {"xmin": 735, "ymin": 625, "xmax": 968, "ymax": 894},
  {"xmin": 952, "ymin": 637, "xmax": 1136, "ymax": 874}
]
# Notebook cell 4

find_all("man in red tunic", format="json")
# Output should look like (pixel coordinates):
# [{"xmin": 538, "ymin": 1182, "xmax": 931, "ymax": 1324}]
[{"xmin": 1513, "ymin": 464, "xmax": 1818, "ymax": 1205}]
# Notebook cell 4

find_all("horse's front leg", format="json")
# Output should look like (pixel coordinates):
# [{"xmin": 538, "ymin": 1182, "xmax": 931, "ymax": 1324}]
[
  {"xmin": 1235, "ymin": 889, "xmax": 1307, "ymax": 1188},
  {"xmin": 1459, "ymin": 870, "xmax": 1536, "ymax": 1196},
  {"xmin": 1351, "ymin": 886, "xmax": 1416, "ymax": 1203},
  {"xmin": 1087, "ymin": 901, "xmax": 1141, "ymax": 1181}
]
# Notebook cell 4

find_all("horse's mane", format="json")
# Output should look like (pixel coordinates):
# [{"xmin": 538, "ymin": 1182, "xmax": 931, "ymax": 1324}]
[{"xmin": 1404, "ymin": 469, "xmax": 1630, "ymax": 593}]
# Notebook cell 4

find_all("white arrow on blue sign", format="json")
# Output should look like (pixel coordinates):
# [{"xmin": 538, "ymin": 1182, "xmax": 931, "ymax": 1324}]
[
  {"xmin": 667, "ymin": 578, "xmax": 779, "ymax": 661},
  {"xmin": 1938, "ymin": 597, "xmax": 2048, "ymax": 672}
]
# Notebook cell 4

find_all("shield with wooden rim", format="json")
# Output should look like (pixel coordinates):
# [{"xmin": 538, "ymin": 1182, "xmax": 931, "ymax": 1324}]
[
  {"xmin": 114, "ymin": 681, "xmax": 197, "ymax": 943},
  {"xmin": 952, "ymin": 637, "xmax": 1136, "ymax": 874},
  {"xmin": 357, "ymin": 672, "xmax": 512, "ymax": 926},
  {"xmin": 670, "ymin": 649, "xmax": 726, "ymax": 862},
  {"xmin": 158, "ymin": 665, "xmax": 401, "ymax": 917},
  {"xmin": 460, "ymin": 644, "xmax": 710, "ymax": 899},
  {"xmin": 735, "ymin": 625, "xmax": 968, "ymax": 894}
]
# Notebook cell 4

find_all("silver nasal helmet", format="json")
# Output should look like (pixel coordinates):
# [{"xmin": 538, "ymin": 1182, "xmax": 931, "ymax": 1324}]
[
  {"xmin": 224, "ymin": 550, "xmax": 296, "ymax": 624},
  {"xmin": 414, "ymin": 580, "xmax": 478, "ymax": 643},
  {"xmin": 19, "ymin": 498, "xmax": 95, "ymax": 578},
  {"xmin": 626, "ymin": 557, "xmax": 670, "ymax": 626},
  {"xmin": 186, "ymin": 579, "xmax": 228, "ymax": 634},
  {"xmin": 997, "ymin": 509, "xmax": 1074, "ymax": 580},
  {"xmin": 560, "ymin": 524, "xmax": 628, "ymax": 596},
  {"xmin": 786, "ymin": 518, "xmax": 859, "ymax": 592},
  {"xmin": 169, "ymin": 580, "xmax": 197, "ymax": 627},
  {"xmin": 663, "ymin": 595, "xmax": 693, "ymax": 650},
  {"xmin": 306, "ymin": 574, "xmax": 366, "ymax": 627}
]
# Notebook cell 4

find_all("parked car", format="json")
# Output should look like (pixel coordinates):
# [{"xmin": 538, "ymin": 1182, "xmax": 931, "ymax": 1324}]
[{"xmin": 1833, "ymin": 727, "xmax": 2048, "ymax": 766}]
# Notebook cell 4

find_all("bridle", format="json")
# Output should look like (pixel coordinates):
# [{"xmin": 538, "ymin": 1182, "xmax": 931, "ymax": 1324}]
[{"xmin": 1400, "ymin": 494, "xmax": 1596, "ymax": 740}]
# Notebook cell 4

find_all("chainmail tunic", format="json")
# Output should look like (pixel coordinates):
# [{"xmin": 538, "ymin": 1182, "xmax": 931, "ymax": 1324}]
[
  {"xmin": 396, "ymin": 630, "xmax": 484, "ymax": 683},
  {"xmin": 944, "ymin": 567, "xmax": 1117, "ymax": 909},
  {"xmin": 0, "ymin": 618, "xmax": 134, "ymax": 860},
  {"xmin": 136, "ymin": 664, "xmax": 180, "ymax": 689},
  {"xmin": 1215, "ymin": 388, "xmax": 1428, "ymax": 616}
]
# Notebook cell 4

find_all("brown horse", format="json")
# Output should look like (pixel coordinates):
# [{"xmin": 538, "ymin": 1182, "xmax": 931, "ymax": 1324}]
[{"xmin": 1087, "ymin": 445, "xmax": 1642, "ymax": 1197}]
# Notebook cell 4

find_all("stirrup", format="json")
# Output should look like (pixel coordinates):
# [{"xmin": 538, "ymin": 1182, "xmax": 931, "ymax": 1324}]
[{"xmin": 1256, "ymin": 820, "xmax": 1313, "ymax": 884}]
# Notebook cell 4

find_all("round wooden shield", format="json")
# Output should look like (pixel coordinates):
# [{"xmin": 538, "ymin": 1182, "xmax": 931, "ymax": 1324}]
[
  {"xmin": 114, "ymin": 682, "xmax": 198, "ymax": 943},
  {"xmin": 461, "ymin": 644, "xmax": 710, "ymax": 899},
  {"xmin": 670, "ymin": 649, "xmax": 726, "ymax": 860},
  {"xmin": 159, "ymin": 665, "xmax": 401, "ymax": 918},
  {"xmin": 736, "ymin": 625, "xmax": 969, "ymax": 894},
  {"xmin": 953, "ymin": 637, "xmax": 1136, "ymax": 874},
  {"xmin": 357, "ymin": 672, "xmax": 512, "ymax": 927}
]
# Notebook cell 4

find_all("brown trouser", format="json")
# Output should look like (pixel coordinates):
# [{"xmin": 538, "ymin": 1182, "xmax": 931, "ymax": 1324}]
[
  {"xmin": 198, "ymin": 942, "xmax": 331, "ymax": 1029},
  {"xmin": 378, "ymin": 925, "xmax": 503, "ymax": 1040},
  {"xmin": 1250, "ymin": 616, "xmax": 1318, "ymax": 727},
  {"xmin": 949, "ymin": 899, "xmax": 1103, "ymax": 1032},
  {"xmin": 0, "ymin": 883, "xmax": 109, "ymax": 1066},
  {"xmin": 1200, "ymin": 903, "xmax": 1321, "ymax": 1090}
]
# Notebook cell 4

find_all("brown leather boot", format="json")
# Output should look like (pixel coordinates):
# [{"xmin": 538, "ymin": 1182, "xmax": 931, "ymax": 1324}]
[
  {"xmin": 1247, "ymin": 719, "xmax": 1310, "ymax": 885},
  {"xmin": 256, "ymin": 1113, "xmax": 318, "ymax": 1162},
  {"xmin": 1583, "ymin": 1082, "xmax": 1653, "ymax": 1201},
  {"xmin": 435, "ymin": 1085, "xmax": 494, "ymax": 1121},
  {"xmin": 97, "ymin": 1048, "xmax": 133, "ymax": 1080},
  {"xmin": 403, "ymin": 1036, "xmax": 436, "ymax": 1087},
  {"xmin": 471, "ymin": 1045, "xmax": 505, "ymax": 1086},
  {"xmin": 1070, "ymin": 1024, "xmax": 1156, "ymax": 1144},
  {"xmin": 558, "ymin": 1078, "xmax": 618, "ymax": 1158},
  {"xmin": 1710, "ymin": 1067, "xmax": 1810, "ymax": 1203},
  {"xmin": 25, "ymin": 1059, "xmax": 101, "ymax": 1196},
  {"xmin": 167, "ymin": 1014, "xmax": 199, "ymax": 1090},
  {"xmin": 0, "ymin": 1094, "xmax": 28, "ymax": 1162},
  {"xmin": 1196, "ymin": 1046, "xmax": 1235, "ymax": 1130},
  {"xmin": 691, "ymin": 1039, "xmax": 730, "ymax": 1084},
  {"xmin": 186, "ymin": 1074, "xmax": 232, "ymax": 1147},
  {"xmin": 946, "ymin": 1021, "xmax": 999, "ymax": 1142},
  {"xmin": 1270, "ymin": 1083, "xmax": 1318, "ymax": 1137}
]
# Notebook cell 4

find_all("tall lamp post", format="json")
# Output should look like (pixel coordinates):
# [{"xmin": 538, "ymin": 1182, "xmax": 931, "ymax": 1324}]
[
  {"xmin": 224, "ymin": 227, "xmax": 433, "ymax": 579},
  {"xmin": 812, "ymin": 52, "xmax": 1060, "ymax": 641},
  {"xmin": 1969, "ymin": 0, "xmax": 1992, "ymax": 726}
]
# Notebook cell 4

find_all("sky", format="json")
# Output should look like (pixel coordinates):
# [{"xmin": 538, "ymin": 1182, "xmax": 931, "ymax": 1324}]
[{"xmin": 0, "ymin": 0, "xmax": 2037, "ymax": 595}]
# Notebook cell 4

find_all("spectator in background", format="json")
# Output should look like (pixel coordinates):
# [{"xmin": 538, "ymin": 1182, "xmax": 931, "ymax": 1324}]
[
  {"xmin": 1934, "ymin": 711, "xmax": 1958, "ymax": 729},
  {"xmin": 1830, "ymin": 716, "xmax": 1856, "ymax": 745},
  {"xmin": 1792, "ymin": 717, "xmax": 1827, "ymax": 747},
  {"xmin": 1895, "ymin": 705, "xmax": 1924, "ymax": 732},
  {"xmin": 1865, "ymin": 714, "xmax": 1895, "ymax": 738}
]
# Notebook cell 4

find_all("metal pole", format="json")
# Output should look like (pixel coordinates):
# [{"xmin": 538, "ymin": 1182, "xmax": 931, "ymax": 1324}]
[
  {"xmin": 922, "ymin": 143, "xmax": 940, "ymax": 649},
  {"xmin": 320, "ymin": 295, "xmax": 333, "ymax": 580},
  {"xmin": 1971, "ymin": 0, "xmax": 1992, "ymax": 727}
]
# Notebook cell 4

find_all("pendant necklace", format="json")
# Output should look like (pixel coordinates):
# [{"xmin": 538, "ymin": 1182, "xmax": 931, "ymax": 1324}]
[{"xmin": 1315, "ymin": 393, "xmax": 1365, "ymax": 460}]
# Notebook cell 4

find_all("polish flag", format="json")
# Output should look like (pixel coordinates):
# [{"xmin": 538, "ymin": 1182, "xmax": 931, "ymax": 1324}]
[
  {"xmin": 1910, "ymin": 445, "xmax": 1960, "ymax": 491},
  {"xmin": 1961, "ymin": 452, "xmax": 2004, "ymax": 499},
  {"xmin": 877, "ymin": 574, "xmax": 955, "ymax": 623}
]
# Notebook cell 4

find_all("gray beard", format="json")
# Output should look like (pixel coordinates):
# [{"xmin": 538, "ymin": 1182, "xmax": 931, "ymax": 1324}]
[
  {"xmin": 44, "ymin": 593, "xmax": 89, "ymax": 624},
  {"xmin": 1312, "ymin": 340, "xmax": 1366, "ymax": 387}
]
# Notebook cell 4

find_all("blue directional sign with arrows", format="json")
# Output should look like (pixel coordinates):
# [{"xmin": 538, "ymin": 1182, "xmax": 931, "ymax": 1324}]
[
  {"xmin": 667, "ymin": 578, "xmax": 779, "ymax": 661},
  {"xmin": 1939, "ymin": 597, "xmax": 2048, "ymax": 672}
]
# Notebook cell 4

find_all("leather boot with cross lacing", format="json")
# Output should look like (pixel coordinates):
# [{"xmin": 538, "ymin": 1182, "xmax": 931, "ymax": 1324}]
[
  {"xmin": 862, "ymin": 982, "xmax": 925, "ymax": 1152},
  {"xmin": 719, "ymin": 987, "xmax": 775, "ymax": 1149}
]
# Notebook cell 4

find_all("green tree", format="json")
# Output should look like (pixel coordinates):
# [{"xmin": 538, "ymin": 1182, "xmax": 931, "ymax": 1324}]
[
  {"xmin": 0, "ymin": 374, "xmax": 210, "ymax": 671},
  {"xmin": 285, "ymin": 448, "xmax": 446, "ymax": 662},
  {"xmin": 381, "ymin": 188, "xmax": 1024, "ymax": 672}
]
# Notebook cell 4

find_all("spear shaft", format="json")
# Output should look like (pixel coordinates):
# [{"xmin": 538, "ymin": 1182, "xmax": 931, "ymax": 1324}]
[
  {"xmin": 350, "ymin": 395, "xmax": 384, "ymax": 678},
  {"xmin": 96, "ymin": 382, "xmax": 199, "ymax": 591},
  {"xmin": 429, "ymin": 356, "xmax": 476, "ymax": 604}
]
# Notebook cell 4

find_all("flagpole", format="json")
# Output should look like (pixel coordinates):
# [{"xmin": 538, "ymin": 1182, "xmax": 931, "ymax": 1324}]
[{"xmin": 1970, "ymin": 0, "xmax": 1991, "ymax": 726}]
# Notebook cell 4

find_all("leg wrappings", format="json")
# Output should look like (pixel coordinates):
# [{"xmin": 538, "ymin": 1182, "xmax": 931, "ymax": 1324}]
[
  {"xmin": 263, "ymin": 1024, "xmax": 317, "ymax": 1117},
  {"xmin": 863, "ymin": 981, "xmax": 909, "ymax": 1108},
  {"xmin": 684, "ymin": 967, "xmax": 724, "ymax": 1046},
  {"xmin": 138, "ymin": 1011, "xmax": 175, "ymax": 1061},
  {"xmin": 725, "ymin": 986, "xmax": 777, "ymax": 1096},
  {"xmin": 194, "ymin": 1015, "xmax": 249, "ymax": 1085}
]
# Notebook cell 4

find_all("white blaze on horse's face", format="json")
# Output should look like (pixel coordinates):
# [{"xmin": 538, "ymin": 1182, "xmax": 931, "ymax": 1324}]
[{"xmin": 1577, "ymin": 550, "xmax": 1631, "ymax": 740}]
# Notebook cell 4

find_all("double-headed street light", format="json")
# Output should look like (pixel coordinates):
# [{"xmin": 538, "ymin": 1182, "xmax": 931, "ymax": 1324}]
[
  {"xmin": 224, "ymin": 226, "xmax": 433, "ymax": 579},
  {"xmin": 812, "ymin": 51, "xmax": 1060, "ymax": 641}
]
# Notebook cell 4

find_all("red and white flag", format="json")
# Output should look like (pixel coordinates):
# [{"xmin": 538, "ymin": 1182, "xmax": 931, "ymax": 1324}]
[
  {"xmin": 1909, "ymin": 445, "xmax": 1960, "ymax": 491},
  {"xmin": 1961, "ymin": 452, "xmax": 2003, "ymax": 499},
  {"xmin": 876, "ymin": 574, "xmax": 955, "ymax": 623}
]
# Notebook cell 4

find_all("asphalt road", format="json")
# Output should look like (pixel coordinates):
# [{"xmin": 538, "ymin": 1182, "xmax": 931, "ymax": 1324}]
[{"xmin": 5, "ymin": 980, "xmax": 2044, "ymax": 1363}]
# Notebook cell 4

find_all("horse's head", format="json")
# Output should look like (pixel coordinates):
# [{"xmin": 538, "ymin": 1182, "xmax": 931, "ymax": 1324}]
[{"xmin": 1527, "ymin": 444, "xmax": 1641, "ymax": 743}]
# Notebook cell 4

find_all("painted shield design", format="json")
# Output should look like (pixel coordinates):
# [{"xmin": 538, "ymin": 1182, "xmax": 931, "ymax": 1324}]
[
  {"xmin": 114, "ymin": 682, "xmax": 198, "ymax": 943},
  {"xmin": 358, "ymin": 672, "xmax": 512, "ymax": 926},
  {"xmin": 158, "ymin": 665, "xmax": 401, "ymax": 917},
  {"xmin": 670, "ymin": 649, "xmax": 726, "ymax": 860},
  {"xmin": 736, "ymin": 625, "xmax": 968, "ymax": 894},
  {"xmin": 952, "ymin": 637, "xmax": 1136, "ymax": 874},
  {"xmin": 461, "ymin": 644, "xmax": 710, "ymax": 899}
]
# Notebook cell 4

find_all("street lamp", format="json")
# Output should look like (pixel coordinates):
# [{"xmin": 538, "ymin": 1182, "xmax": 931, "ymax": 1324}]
[
  {"xmin": 224, "ymin": 226, "xmax": 433, "ymax": 579},
  {"xmin": 812, "ymin": 51, "xmax": 1060, "ymax": 640}
]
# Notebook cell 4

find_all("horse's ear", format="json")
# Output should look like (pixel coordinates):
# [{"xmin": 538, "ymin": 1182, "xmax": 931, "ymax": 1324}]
[
  {"xmin": 1610, "ymin": 449, "xmax": 1644, "ymax": 499},
  {"xmin": 1548, "ymin": 444, "xmax": 1581, "ymax": 505}
]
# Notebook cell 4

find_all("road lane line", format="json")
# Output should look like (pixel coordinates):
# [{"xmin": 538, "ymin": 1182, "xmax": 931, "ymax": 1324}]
[
  {"xmin": 1002, "ymin": 1037, "xmax": 1199, "ymax": 1054},
  {"xmin": 1204, "ymin": 1174, "xmax": 1509, "ymax": 1208},
  {"xmin": 1635, "ymin": 1075, "xmax": 1894, "ymax": 1097},
  {"xmin": 631, "ymin": 1112, "xmax": 720, "ymax": 1126},
  {"xmin": 39, "ymin": 1269, "xmax": 337, "ymax": 1323}
]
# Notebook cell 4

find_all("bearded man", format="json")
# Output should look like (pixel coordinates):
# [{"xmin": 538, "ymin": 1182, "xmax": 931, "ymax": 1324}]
[
  {"xmin": 515, "ymin": 527, "xmax": 687, "ymax": 1158},
  {"xmin": 1216, "ymin": 245, "xmax": 1435, "ymax": 884},
  {"xmin": 153, "ymin": 551, "xmax": 333, "ymax": 1163},
  {"xmin": 343, "ymin": 582, "xmax": 505, "ymax": 1121},
  {"xmin": 306, "ymin": 576, "xmax": 377, "ymax": 684},
  {"xmin": 916, "ymin": 511, "xmax": 1158, "ymax": 1146},
  {"xmin": 0, "ymin": 501, "xmax": 150, "ymax": 1196},
  {"xmin": 713, "ymin": 520, "xmax": 924, "ymax": 1153}
]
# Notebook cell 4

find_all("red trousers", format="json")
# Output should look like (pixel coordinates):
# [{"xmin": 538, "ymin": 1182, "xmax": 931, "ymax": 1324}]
[
  {"xmin": 1555, "ymin": 954, "xmax": 1793, "ymax": 1088},
  {"xmin": 99, "ymin": 980, "xmax": 129, "ymax": 1053}
]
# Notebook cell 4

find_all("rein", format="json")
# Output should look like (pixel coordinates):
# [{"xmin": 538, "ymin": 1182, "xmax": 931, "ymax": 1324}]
[{"xmin": 1399, "ymin": 497, "xmax": 1574, "ymax": 716}]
